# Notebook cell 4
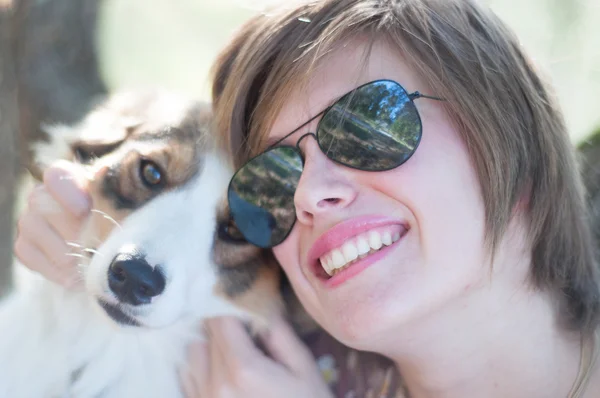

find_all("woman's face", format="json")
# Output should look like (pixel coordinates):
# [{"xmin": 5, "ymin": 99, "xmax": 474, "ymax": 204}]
[{"xmin": 268, "ymin": 39, "xmax": 492, "ymax": 348}]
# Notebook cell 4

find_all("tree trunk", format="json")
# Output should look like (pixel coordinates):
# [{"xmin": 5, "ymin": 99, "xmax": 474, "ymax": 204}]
[
  {"xmin": 13, "ymin": 0, "xmax": 107, "ymax": 178},
  {"xmin": 0, "ymin": 3, "xmax": 18, "ymax": 296},
  {"xmin": 0, "ymin": 0, "xmax": 106, "ymax": 296}
]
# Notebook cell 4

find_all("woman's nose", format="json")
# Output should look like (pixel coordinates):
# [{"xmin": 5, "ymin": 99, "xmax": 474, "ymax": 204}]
[{"xmin": 293, "ymin": 136, "xmax": 358, "ymax": 225}]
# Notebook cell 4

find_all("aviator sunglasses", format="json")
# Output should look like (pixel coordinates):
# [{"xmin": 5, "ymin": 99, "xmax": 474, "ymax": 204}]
[{"xmin": 227, "ymin": 79, "xmax": 444, "ymax": 248}]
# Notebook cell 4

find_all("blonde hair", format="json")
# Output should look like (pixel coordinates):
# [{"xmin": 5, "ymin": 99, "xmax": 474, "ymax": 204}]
[{"xmin": 211, "ymin": 0, "xmax": 600, "ymax": 334}]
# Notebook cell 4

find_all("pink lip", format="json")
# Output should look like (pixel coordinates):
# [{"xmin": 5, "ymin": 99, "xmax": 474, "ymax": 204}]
[{"xmin": 307, "ymin": 215, "xmax": 408, "ymax": 287}]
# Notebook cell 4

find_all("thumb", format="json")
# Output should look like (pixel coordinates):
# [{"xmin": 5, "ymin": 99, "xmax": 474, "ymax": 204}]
[
  {"xmin": 181, "ymin": 340, "xmax": 209, "ymax": 398},
  {"xmin": 43, "ymin": 160, "xmax": 92, "ymax": 218},
  {"xmin": 258, "ymin": 316, "xmax": 317, "ymax": 376}
]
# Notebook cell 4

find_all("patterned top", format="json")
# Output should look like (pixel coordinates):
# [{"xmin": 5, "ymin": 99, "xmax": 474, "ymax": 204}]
[
  {"xmin": 302, "ymin": 330, "xmax": 408, "ymax": 398},
  {"xmin": 303, "ymin": 330, "xmax": 600, "ymax": 398}
]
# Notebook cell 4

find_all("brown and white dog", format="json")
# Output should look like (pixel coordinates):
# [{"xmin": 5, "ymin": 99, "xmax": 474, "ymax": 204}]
[{"xmin": 0, "ymin": 91, "xmax": 287, "ymax": 398}]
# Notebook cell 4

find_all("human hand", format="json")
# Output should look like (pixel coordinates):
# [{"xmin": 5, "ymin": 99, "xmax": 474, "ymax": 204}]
[
  {"xmin": 14, "ymin": 160, "xmax": 91, "ymax": 288},
  {"xmin": 181, "ymin": 316, "xmax": 333, "ymax": 398}
]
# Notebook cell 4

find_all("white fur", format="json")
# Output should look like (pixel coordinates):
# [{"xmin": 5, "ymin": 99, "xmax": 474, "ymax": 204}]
[{"xmin": 0, "ymin": 144, "xmax": 251, "ymax": 397}]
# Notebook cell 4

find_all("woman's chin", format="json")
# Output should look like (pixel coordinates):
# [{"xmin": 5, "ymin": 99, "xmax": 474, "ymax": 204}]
[
  {"xmin": 315, "ymin": 288, "xmax": 451, "ymax": 353},
  {"xmin": 313, "ymin": 301, "xmax": 411, "ymax": 351}
]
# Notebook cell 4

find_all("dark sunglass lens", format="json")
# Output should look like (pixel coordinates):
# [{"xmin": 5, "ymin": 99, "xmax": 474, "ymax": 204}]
[
  {"xmin": 317, "ymin": 80, "xmax": 421, "ymax": 171},
  {"xmin": 228, "ymin": 147, "xmax": 302, "ymax": 248}
]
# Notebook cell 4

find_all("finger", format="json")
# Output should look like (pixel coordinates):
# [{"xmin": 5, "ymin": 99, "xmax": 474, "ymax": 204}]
[
  {"xmin": 17, "ymin": 212, "xmax": 77, "ymax": 270},
  {"xmin": 180, "ymin": 371, "xmax": 198, "ymax": 398},
  {"xmin": 27, "ymin": 185, "xmax": 63, "ymax": 217},
  {"xmin": 206, "ymin": 317, "xmax": 263, "ymax": 365},
  {"xmin": 206, "ymin": 317, "xmax": 269, "ymax": 389},
  {"xmin": 207, "ymin": 321, "xmax": 231, "ymax": 386},
  {"xmin": 182, "ymin": 341, "xmax": 209, "ymax": 398},
  {"xmin": 43, "ymin": 160, "xmax": 91, "ymax": 218},
  {"xmin": 44, "ymin": 211, "xmax": 87, "ymax": 244},
  {"xmin": 258, "ymin": 316, "xmax": 316, "ymax": 375},
  {"xmin": 29, "ymin": 192, "xmax": 92, "ymax": 259},
  {"xmin": 28, "ymin": 185, "xmax": 86, "ymax": 241},
  {"xmin": 13, "ymin": 239, "xmax": 73, "ymax": 286}
]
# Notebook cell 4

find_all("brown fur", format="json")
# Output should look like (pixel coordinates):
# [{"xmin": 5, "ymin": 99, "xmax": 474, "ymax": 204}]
[{"xmin": 212, "ymin": 198, "xmax": 316, "ymax": 331}]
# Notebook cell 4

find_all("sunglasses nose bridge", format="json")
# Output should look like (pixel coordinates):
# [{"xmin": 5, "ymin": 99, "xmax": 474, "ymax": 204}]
[{"xmin": 295, "ymin": 132, "xmax": 317, "ymax": 151}]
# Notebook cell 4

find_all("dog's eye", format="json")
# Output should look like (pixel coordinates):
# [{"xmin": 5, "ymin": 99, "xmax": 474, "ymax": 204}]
[
  {"xmin": 74, "ymin": 147, "xmax": 95, "ymax": 164},
  {"xmin": 140, "ymin": 160, "xmax": 164, "ymax": 187},
  {"xmin": 218, "ymin": 219, "xmax": 247, "ymax": 244}
]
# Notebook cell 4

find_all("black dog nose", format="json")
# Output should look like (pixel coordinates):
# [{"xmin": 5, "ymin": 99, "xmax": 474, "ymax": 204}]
[{"xmin": 108, "ymin": 251, "xmax": 165, "ymax": 306}]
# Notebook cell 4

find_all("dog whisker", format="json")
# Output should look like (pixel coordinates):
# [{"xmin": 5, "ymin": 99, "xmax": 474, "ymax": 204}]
[
  {"xmin": 65, "ymin": 253, "xmax": 87, "ymax": 259},
  {"xmin": 66, "ymin": 241, "xmax": 84, "ymax": 248},
  {"xmin": 91, "ymin": 209, "xmax": 122, "ymax": 230},
  {"xmin": 83, "ymin": 248, "xmax": 102, "ymax": 257}
]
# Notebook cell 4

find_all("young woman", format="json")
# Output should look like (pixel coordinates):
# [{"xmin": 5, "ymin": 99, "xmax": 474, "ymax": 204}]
[{"xmin": 15, "ymin": 0, "xmax": 600, "ymax": 397}]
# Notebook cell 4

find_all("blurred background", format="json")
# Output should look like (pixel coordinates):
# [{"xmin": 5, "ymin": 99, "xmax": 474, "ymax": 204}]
[
  {"xmin": 0, "ymin": 0, "xmax": 599, "ymax": 294},
  {"xmin": 98, "ymin": 0, "xmax": 600, "ymax": 142}
]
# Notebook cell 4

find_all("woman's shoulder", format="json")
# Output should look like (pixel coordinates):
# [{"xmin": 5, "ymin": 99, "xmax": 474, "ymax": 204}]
[{"xmin": 302, "ymin": 330, "xmax": 409, "ymax": 398}]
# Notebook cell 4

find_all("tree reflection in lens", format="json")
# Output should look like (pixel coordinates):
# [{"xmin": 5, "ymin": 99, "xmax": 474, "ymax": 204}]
[
  {"xmin": 229, "ymin": 147, "xmax": 302, "ymax": 247},
  {"xmin": 318, "ymin": 80, "xmax": 421, "ymax": 171}
]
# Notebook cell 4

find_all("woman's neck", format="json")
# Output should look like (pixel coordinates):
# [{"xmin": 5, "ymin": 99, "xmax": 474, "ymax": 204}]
[{"xmin": 387, "ymin": 284, "xmax": 587, "ymax": 398}]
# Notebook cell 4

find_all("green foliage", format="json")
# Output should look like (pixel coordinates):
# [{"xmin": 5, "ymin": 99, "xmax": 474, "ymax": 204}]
[{"xmin": 577, "ymin": 126, "xmax": 600, "ymax": 152}]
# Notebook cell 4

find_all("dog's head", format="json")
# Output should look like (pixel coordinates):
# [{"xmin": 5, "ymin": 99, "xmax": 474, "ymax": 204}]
[{"xmin": 33, "ymin": 91, "xmax": 283, "ymax": 330}]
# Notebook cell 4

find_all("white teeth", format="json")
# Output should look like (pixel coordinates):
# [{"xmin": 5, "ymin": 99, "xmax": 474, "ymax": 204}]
[
  {"xmin": 368, "ymin": 230, "xmax": 383, "ymax": 250},
  {"xmin": 382, "ymin": 231, "xmax": 392, "ymax": 246},
  {"xmin": 321, "ymin": 255, "xmax": 334, "ymax": 275},
  {"xmin": 356, "ymin": 237, "xmax": 370, "ymax": 255},
  {"xmin": 319, "ymin": 256, "xmax": 328, "ymax": 275},
  {"xmin": 319, "ymin": 228, "xmax": 405, "ymax": 277},
  {"xmin": 331, "ymin": 249, "xmax": 345, "ymax": 268},
  {"xmin": 341, "ymin": 242, "xmax": 358, "ymax": 263}
]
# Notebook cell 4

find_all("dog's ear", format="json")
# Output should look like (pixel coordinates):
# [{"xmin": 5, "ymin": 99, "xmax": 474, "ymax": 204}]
[{"xmin": 29, "ymin": 115, "xmax": 140, "ymax": 181}]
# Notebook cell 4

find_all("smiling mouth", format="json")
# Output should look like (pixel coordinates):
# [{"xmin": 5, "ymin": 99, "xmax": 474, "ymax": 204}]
[
  {"xmin": 98, "ymin": 300, "xmax": 141, "ymax": 327},
  {"xmin": 317, "ymin": 225, "xmax": 407, "ymax": 278}
]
